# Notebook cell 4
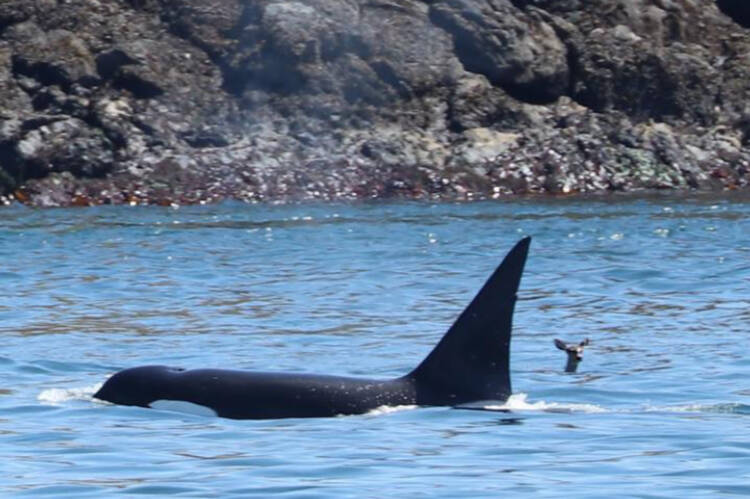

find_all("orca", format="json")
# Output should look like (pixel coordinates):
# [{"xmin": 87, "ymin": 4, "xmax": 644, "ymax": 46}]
[{"xmin": 94, "ymin": 237, "xmax": 530, "ymax": 419}]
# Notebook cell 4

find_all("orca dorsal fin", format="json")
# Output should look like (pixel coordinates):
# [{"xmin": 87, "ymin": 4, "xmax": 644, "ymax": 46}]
[{"xmin": 407, "ymin": 237, "xmax": 530, "ymax": 405}]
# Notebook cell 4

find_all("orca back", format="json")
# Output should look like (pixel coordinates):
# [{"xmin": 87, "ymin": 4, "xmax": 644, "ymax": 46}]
[{"xmin": 94, "ymin": 237, "xmax": 531, "ymax": 418}]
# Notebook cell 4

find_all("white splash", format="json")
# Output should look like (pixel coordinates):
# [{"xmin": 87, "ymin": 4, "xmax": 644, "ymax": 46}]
[
  {"xmin": 480, "ymin": 393, "xmax": 607, "ymax": 414},
  {"xmin": 38, "ymin": 383, "xmax": 103, "ymax": 405},
  {"xmin": 364, "ymin": 405, "xmax": 419, "ymax": 416},
  {"xmin": 642, "ymin": 402, "xmax": 749, "ymax": 414}
]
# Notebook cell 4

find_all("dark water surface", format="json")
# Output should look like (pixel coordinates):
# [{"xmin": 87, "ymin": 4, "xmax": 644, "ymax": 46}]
[{"xmin": 1, "ymin": 194, "xmax": 750, "ymax": 496}]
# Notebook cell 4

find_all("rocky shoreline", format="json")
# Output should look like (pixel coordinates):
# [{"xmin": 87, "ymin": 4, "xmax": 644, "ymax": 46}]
[{"xmin": 1, "ymin": 0, "xmax": 749, "ymax": 207}]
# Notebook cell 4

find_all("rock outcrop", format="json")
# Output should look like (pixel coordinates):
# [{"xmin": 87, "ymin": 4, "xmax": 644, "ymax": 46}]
[{"xmin": 1, "ymin": 0, "xmax": 749, "ymax": 206}]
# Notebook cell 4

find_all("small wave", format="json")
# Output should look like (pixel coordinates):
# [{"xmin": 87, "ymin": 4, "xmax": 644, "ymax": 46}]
[
  {"xmin": 478, "ymin": 393, "xmax": 608, "ymax": 414},
  {"xmin": 474, "ymin": 397, "xmax": 750, "ymax": 416},
  {"xmin": 643, "ymin": 402, "xmax": 750, "ymax": 415},
  {"xmin": 364, "ymin": 405, "xmax": 418, "ymax": 416},
  {"xmin": 37, "ymin": 383, "xmax": 103, "ymax": 405}
]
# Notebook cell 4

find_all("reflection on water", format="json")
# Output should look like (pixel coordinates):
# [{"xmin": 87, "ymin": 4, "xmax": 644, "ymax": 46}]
[{"xmin": 1, "ymin": 192, "xmax": 750, "ymax": 496}]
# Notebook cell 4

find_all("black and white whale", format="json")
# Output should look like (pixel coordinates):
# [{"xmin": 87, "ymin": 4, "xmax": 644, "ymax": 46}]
[{"xmin": 94, "ymin": 237, "xmax": 531, "ymax": 419}]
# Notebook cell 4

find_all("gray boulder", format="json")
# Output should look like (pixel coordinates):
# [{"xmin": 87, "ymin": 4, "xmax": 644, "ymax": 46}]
[{"xmin": 0, "ymin": 0, "xmax": 748, "ymax": 206}]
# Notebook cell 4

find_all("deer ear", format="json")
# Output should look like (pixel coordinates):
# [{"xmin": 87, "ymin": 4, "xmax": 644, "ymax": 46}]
[
  {"xmin": 554, "ymin": 339, "xmax": 567, "ymax": 350},
  {"xmin": 581, "ymin": 338, "xmax": 590, "ymax": 347}
]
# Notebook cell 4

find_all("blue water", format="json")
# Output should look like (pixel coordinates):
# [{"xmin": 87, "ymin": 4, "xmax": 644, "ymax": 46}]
[{"xmin": 1, "ymin": 194, "xmax": 750, "ymax": 496}]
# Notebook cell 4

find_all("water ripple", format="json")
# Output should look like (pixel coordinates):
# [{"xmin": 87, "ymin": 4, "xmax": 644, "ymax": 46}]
[{"xmin": 2, "ymin": 193, "xmax": 750, "ymax": 496}]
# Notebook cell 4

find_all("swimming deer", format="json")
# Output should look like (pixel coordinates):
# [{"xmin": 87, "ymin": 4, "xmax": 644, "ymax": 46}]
[{"xmin": 554, "ymin": 338, "xmax": 590, "ymax": 373}]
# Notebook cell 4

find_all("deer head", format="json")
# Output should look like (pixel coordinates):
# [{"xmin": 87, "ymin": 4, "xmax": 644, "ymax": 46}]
[{"xmin": 554, "ymin": 338, "xmax": 590, "ymax": 373}]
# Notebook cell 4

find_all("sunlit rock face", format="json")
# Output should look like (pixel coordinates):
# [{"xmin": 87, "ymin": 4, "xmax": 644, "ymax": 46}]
[{"xmin": 0, "ymin": 0, "xmax": 749, "ymax": 206}]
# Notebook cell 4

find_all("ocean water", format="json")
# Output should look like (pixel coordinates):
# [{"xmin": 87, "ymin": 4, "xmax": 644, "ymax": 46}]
[{"xmin": 1, "ymin": 194, "xmax": 750, "ymax": 497}]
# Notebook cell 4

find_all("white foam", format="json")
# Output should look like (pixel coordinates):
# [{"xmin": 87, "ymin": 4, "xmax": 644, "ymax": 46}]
[
  {"xmin": 480, "ymin": 393, "xmax": 608, "ymax": 414},
  {"xmin": 642, "ymin": 403, "xmax": 702, "ymax": 413},
  {"xmin": 38, "ymin": 383, "xmax": 103, "ymax": 404},
  {"xmin": 364, "ymin": 404, "xmax": 419, "ymax": 416},
  {"xmin": 642, "ymin": 402, "xmax": 749, "ymax": 414},
  {"xmin": 149, "ymin": 399, "xmax": 219, "ymax": 417}
]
